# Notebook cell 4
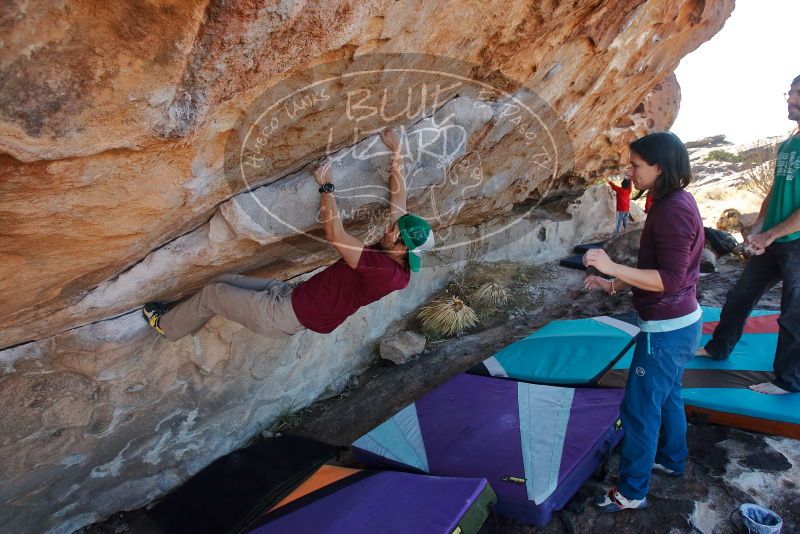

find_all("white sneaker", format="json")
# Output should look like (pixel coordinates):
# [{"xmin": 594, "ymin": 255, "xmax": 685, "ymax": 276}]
[{"xmin": 595, "ymin": 487, "xmax": 648, "ymax": 512}]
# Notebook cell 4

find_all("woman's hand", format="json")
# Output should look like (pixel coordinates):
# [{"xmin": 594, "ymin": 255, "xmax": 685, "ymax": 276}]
[
  {"xmin": 584, "ymin": 275, "xmax": 613, "ymax": 294},
  {"xmin": 313, "ymin": 161, "xmax": 332, "ymax": 186},
  {"xmin": 582, "ymin": 248, "xmax": 617, "ymax": 276}
]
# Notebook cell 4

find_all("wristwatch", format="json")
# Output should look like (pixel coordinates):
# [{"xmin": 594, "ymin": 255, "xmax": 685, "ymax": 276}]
[{"xmin": 319, "ymin": 183, "xmax": 335, "ymax": 194}]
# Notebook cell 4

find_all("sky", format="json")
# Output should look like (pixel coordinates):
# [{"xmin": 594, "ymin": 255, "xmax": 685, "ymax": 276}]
[{"xmin": 670, "ymin": 0, "xmax": 800, "ymax": 145}]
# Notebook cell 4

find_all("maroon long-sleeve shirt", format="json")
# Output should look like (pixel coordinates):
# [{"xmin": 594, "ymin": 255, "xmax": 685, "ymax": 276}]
[{"xmin": 631, "ymin": 189, "xmax": 704, "ymax": 321}]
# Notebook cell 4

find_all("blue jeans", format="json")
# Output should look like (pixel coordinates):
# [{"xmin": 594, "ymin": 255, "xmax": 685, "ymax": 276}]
[
  {"xmin": 614, "ymin": 211, "xmax": 631, "ymax": 235},
  {"xmin": 618, "ymin": 318, "xmax": 702, "ymax": 500}
]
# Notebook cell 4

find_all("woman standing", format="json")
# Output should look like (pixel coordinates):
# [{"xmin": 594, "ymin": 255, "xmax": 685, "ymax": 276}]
[{"xmin": 583, "ymin": 132, "xmax": 704, "ymax": 512}]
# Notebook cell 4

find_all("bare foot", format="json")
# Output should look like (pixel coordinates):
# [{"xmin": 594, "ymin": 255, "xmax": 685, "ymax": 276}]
[
  {"xmin": 749, "ymin": 382, "xmax": 790, "ymax": 395},
  {"xmin": 695, "ymin": 347, "xmax": 713, "ymax": 358}
]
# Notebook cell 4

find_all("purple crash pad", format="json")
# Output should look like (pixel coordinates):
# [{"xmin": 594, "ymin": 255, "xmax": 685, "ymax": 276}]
[
  {"xmin": 353, "ymin": 374, "xmax": 624, "ymax": 527},
  {"xmin": 247, "ymin": 470, "xmax": 493, "ymax": 533}
]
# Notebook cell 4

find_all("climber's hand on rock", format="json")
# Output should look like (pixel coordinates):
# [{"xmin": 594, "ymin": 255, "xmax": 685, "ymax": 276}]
[
  {"xmin": 584, "ymin": 275, "xmax": 612, "ymax": 293},
  {"xmin": 582, "ymin": 248, "xmax": 616, "ymax": 275},
  {"xmin": 380, "ymin": 127, "xmax": 401, "ymax": 153},
  {"xmin": 313, "ymin": 161, "xmax": 333, "ymax": 186}
]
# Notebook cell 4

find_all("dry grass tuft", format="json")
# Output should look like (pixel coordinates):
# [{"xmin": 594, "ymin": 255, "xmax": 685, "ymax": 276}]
[
  {"xmin": 470, "ymin": 282, "xmax": 509, "ymax": 308},
  {"xmin": 418, "ymin": 296, "xmax": 478, "ymax": 337}
]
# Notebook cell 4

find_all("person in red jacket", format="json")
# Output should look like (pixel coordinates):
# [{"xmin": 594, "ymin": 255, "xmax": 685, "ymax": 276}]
[{"xmin": 607, "ymin": 178, "xmax": 632, "ymax": 235}]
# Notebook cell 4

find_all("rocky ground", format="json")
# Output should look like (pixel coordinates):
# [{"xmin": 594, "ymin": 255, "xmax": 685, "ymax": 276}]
[{"xmin": 83, "ymin": 249, "xmax": 798, "ymax": 534}]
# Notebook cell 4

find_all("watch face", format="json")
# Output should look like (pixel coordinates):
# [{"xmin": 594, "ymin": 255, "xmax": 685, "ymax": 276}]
[{"xmin": 322, "ymin": 183, "xmax": 335, "ymax": 192}]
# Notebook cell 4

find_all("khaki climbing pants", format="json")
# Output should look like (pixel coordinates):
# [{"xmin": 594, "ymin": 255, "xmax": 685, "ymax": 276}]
[{"xmin": 159, "ymin": 274, "xmax": 305, "ymax": 341}]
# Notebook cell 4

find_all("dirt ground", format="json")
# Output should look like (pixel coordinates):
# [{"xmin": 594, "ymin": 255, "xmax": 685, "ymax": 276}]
[{"xmin": 83, "ymin": 249, "xmax": 799, "ymax": 534}]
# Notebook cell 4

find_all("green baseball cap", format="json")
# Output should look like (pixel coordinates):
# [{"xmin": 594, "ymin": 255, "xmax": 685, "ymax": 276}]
[{"xmin": 397, "ymin": 213, "xmax": 434, "ymax": 272}]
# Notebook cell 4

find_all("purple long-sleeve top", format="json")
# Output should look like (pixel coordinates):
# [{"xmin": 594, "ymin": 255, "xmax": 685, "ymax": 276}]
[{"xmin": 631, "ymin": 188, "xmax": 704, "ymax": 321}]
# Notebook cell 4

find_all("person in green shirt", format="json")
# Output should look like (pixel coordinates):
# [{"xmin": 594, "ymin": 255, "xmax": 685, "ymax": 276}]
[{"xmin": 697, "ymin": 75, "xmax": 800, "ymax": 394}]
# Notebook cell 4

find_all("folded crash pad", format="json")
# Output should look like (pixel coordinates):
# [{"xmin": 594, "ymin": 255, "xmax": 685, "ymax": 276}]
[{"xmin": 468, "ymin": 315, "xmax": 639, "ymax": 386}]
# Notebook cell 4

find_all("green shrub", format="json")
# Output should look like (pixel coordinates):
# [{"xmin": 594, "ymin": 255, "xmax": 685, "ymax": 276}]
[{"xmin": 706, "ymin": 149, "xmax": 743, "ymax": 163}]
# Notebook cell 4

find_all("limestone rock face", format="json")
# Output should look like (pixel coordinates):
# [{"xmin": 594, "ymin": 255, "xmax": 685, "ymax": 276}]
[
  {"xmin": 0, "ymin": 0, "xmax": 733, "ymax": 349},
  {"xmin": 0, "ymin": 1, "xmax": 733, "ymax": 532}
]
